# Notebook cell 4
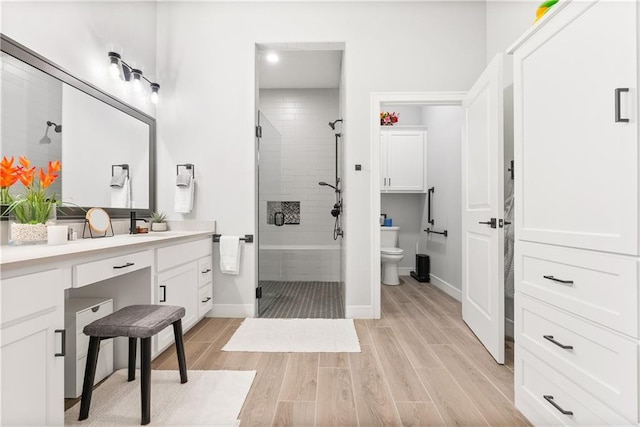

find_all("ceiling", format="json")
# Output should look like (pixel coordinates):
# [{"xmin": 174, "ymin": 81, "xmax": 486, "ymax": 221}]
[{"xmin": 258, "ymin": 49, "xmax": 343, "ymax": 89}]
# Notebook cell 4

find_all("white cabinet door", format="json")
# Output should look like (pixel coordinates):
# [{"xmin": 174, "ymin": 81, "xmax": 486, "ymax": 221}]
[
  {"xmin": 380, "ymin": 130, "xmax": 427, "ymax": 192},
  {"xmin": 156, "ymin": 262, "xmax": 198, "ymax": 351},
  {"xmin": 1, "ymin": 270, "xmax": 65, "ymax": 426},
  {"xmin": 514, "ymin": 0, "xmax": 638, "ymax": 255},
  {"xmin": 461, "ymin": 54, "xmax": 505, "ymax": 364}
]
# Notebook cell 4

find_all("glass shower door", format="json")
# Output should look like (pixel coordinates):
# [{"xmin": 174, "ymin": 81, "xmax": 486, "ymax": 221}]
[{"xmin": 257, "ymin": 111, "xmax": 282, "ymax": 316}]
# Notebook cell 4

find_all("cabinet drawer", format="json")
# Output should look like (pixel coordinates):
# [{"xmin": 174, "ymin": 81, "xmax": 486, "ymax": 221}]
[
  {"xmin": 157, "ymin": 239, "xmax": 212, "ymax": 272},
  {"xmin": 517, "ymin": 241, "xmax": 637, "ymax": 337},
  {"xmin": 75, "ymin": 300, "xmax": 114, "ymax": 334},
  {"xmin": 73, "ymin": 251, "xmax": 152, "ymax": 288},
  {"xmin": 199, "ymin": 284, "xmax": 213, "ymax": 317},
  {"xmin": 198, "ymin": 256, "xmax": 213, "ymax": 287},
  {"xmin": 2, "ymin": 269, "xmax": 63, "ymax": 325},
  {"xmin": 516, "ymin": 346, "xmax": 631, "ymax": 426},
  {"xmin": 517, "ymin": 295, "xmax": 637, "ymax": 421}
]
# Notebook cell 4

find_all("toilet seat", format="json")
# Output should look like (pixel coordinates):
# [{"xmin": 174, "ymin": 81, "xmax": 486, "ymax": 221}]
[{"xmin": 381, "ymin": 247, "xmax": 403, "ymax": 255}]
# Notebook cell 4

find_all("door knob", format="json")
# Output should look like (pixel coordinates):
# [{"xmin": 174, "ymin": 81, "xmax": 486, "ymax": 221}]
[{"xmin": 478, "ymin": 218, "xmax": 497, "ymax": 228}]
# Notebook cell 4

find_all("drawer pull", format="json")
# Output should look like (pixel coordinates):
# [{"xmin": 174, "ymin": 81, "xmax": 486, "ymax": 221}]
[
  {"xmin": 201, "ymin": 268, "xmax": 212, "ymax": 274},
  {"xmin": 201, "ymin": 297, "xmax": 212, "ymax": 303},
  {"xmin": 543, "ymin": 335, "xmax": 573, "ymax": 350},
  {"xmin": 54, "ymin": 329, "xmax": 66, "ymax": 357},
  {"xmin": 615, "ymin": 88, "xmax": 629, "ymax": 123},
  {"xmin": 543, "ymin": 275, "xmax": 573, "ymax": 285},
  {"xmin": 91, "ymin": 306, "xmax": 100, "ymax": 313},
  {"xmin": 113, "ymin": 262, "xmax": 135, "ymax": 269},
  {"xmin": 160, "ymin": 285, "xmax": 167, "ymax": 303},
  {"xmin": 543, "ymin": 395, "xmax": 574, "ymax": 416}
]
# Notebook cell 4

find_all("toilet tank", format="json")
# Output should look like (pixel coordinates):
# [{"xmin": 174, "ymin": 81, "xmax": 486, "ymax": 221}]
[{"xmin": 381, "ymin": 226, "xmax": 399, "ymax": 248}]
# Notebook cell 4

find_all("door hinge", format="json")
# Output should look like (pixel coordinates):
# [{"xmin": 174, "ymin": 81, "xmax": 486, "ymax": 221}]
[
  {"xmin": 255, "ymin": 125, "xmax": 262, "ymax": 138},
  {"xmin": 256, "ymin": 286, "xmax": 262, "ymax": 299}
]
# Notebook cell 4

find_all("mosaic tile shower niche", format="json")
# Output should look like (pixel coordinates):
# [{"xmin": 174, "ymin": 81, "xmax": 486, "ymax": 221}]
[{"xmin": 267, "ymin": 201, "xmax": 300, "ymax": 225}]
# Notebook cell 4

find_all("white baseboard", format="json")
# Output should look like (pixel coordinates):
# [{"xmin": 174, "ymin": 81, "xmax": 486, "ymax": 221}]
[
  {"xmin": 505, "ymin": 317, "xmax": 514, "ymax": 339},
  {"xmin": 346, "ymin": 305, "xmax": 374, "ymax": 319},
  {"xmin": 208, "ymin": 304, "xmax": 254, "ymax": 318},
  {"xmin": 429, "ymin": 274, "xmax": 462, "ymax": 302},
  {"xmin": 398, "ymin": 267, "xmax": 413, "ymax": 276}
]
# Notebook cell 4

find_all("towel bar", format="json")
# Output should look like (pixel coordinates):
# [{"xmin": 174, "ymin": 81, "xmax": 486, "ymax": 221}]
[{"xmin": 213, "ymin": 234, "xmax": 253, "ymax": 243}]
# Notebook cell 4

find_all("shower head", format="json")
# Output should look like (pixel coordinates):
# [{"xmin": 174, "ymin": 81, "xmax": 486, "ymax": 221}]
[
  {"xmin": 328, "ymin": 119, "xmax": 343, "ymax": 130},
  {"xmin": 47, "ymin": 121, "xmax": 62, "ymax": 133},
  {"xmin": 318, "ymin": 181, "xmax": 338, "ymax": 191}
]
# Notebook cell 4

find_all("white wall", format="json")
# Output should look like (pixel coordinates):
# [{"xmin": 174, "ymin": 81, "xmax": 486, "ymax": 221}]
[
  {"xmin": 420, "ymin": 106, "xmax": 463, "ymax": 293},
  {"xmin": 1, "ymin": 1, "xmax": 158, "ymax": 117},
  {"xmin": 156, "ymin": 1, "xmax": 487, "ymax": 318},
  {"xmin": 486, "ymin": 0, "xmax": 537, "ymax": 62}
]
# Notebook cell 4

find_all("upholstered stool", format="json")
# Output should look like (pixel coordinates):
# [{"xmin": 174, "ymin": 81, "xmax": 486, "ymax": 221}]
[{"xmin": 78, "ymin": 305, "xmax": 188, "ymax": 425}]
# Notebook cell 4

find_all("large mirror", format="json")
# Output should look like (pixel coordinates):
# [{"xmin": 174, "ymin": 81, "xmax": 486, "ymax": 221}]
[{"xmin": 0, "ymin": 34, "xmax": 155, "ymax": 218}]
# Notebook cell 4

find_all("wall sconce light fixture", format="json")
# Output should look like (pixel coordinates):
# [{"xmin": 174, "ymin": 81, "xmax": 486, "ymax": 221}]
[{"xmin": 107, "ymin": 51, "xmax": 160, "ymax": 104}]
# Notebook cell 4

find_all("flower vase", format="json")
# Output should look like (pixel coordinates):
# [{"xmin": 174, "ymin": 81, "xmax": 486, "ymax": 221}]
[{"xmin": 9, "ymin": 203, "xmax": 57, "ymax": 245}]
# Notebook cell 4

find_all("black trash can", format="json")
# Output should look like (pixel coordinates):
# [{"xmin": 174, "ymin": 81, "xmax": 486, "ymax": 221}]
[{"xmin": 410, "ymin": 254, "xmax": 430, "ymax": 283}]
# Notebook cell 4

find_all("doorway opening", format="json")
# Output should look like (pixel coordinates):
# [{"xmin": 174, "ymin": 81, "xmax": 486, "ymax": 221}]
[{"xmin": 255, "ymin": 44, "xmax": 346, "ymax": 318}]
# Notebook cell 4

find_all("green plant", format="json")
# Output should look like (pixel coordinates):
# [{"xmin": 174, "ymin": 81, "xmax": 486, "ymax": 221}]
[{"xmin": 151, "ymin": 211, "xmax": 167, "ymax": 223}]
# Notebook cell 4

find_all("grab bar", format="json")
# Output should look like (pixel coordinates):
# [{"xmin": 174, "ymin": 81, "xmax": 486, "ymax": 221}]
[
  {"xmin": 427, "ymin": 187, "xmax": 435, "ymax": 225},
  {"xmin": 425, "ymin": 228, "xmax": 448, "ymax": 237}
]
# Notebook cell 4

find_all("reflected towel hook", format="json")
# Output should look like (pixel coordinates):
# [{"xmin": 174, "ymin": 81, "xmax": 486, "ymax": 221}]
[{"xmin": 111, "ymin": 164, "xmax": 129, "ymax": 179}]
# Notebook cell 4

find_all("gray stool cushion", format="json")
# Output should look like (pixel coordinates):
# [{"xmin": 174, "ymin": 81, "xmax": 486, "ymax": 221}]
[{"xmin": 83, "ymin": 305, "xmax": 185, "ymax": 339}]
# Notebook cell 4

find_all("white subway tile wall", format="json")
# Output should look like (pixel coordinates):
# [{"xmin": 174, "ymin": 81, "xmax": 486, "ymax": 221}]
[
  {"xmin": 1, "ymin": 52, "xmax": 63, "ymax": 198},
  {"xmin": 258, "ymin": 89, "xmax": 341, "ymax": 281}
]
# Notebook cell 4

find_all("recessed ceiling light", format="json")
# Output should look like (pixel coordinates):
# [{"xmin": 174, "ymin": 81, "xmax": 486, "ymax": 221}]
[{"xmin": 266, "ymin": 53, "xmax": 279, "ymax": 63}]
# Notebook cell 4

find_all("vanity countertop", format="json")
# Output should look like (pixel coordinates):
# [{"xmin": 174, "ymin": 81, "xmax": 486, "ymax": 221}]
[{"xmin": 0, "ymin": 230, "xmax": 215, "ymax": 268}]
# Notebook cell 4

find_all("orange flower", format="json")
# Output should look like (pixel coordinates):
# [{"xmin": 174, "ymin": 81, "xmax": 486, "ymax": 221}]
[
  {"xmin": 39, "ymin": 166, "xmax": 59, "ymax": 189},
  {"xmin": 18, "ymin": 156, "xmax": 30, "ymax": 169},
  {"xmin": 17, "ymin": 165, "xmax": 36, "ymax": 187},
  {"xmin": 48, "ymin": 160, "xmax": 61, "ymax": 174},
  {"xmin": 0, "ymin": 156, "xmax": 20, "ymax": 189}
]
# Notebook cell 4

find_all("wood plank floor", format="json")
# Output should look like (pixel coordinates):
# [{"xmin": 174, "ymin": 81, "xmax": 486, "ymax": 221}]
[{"xmin": 70, "ymin": 276, "xmax": 528, "ymax": 426}]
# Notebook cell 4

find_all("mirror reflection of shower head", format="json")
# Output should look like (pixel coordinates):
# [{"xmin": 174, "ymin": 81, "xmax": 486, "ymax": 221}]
[
  {"xmin": 328, "ymin": 119, "xmax": 343, "ymax": 130},
  {"xmin": 39, "ymin": 121, "xmax": 62, "ymax": 144}
]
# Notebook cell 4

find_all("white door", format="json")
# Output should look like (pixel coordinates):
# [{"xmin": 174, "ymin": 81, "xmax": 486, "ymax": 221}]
[
  {"xmin": 461, "ymin": 54, "xmax": 505, "ymax": 364},
  {"xmin": 157, "ymin": 262, "xmax": 198, "ymax": 350}
]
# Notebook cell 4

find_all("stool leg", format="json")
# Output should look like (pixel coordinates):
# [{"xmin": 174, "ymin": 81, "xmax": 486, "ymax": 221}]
[
  {"xmin": 79, "ymin": 336, "xmax": 101, "ymax": 421},
  {"xmin": 172, "ymin": 319, "xmax": 188, "ymax": 383},
  {"xmin": 140, "ymin": 337, "xmax": 152, "ymax": 425},
  {"xmin": 128, "ymin": 337, "xmax": 137, "ymax": 381}
]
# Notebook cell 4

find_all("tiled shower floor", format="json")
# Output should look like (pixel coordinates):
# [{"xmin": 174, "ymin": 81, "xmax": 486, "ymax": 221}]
[{"xmin": 258, "ymin": 281, "xmax": 344, "ymax": 318}]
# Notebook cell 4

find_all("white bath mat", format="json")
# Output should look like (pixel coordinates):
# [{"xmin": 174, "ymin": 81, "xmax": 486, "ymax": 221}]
[
  {"xmin": 65, "ymin": 369, "xmax": 256, "ymax": 426},
  {"xmin": 222, "ymin": 318, "xmax": 361, "ymax": 352}
]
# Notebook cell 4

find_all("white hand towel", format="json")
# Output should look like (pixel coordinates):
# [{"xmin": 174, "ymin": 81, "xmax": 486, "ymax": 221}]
[
  {"xmin": 176, "ymin": 172, "xmax": 191, "ymax": 187},
  {"xmin": 110, "ymin": 172, "xmax": 127, "ymax": 188},
  {"xmin": 220, "ymin": 236, "xmax": 241, "ymax": 275},
  {"xmin": 175, "ymin": 177, "xmax": 195, "ymax": 213},
  {"xmin": 111, "ymin": 176, "xmax": 130, "ymax": 208}
]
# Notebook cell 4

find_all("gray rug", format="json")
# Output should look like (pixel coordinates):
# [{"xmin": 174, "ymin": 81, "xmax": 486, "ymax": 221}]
[{"xmin": 259, "ymin": 281, "xmax": 344, "ymax": 318}]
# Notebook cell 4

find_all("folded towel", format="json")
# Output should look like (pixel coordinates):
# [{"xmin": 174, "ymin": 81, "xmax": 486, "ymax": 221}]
[
  {"xmin": 111, "ymin": 176, "xmax": 130, "ymax": 208},
  {"xmin": 220, "ymin": 236, "xmax": 241, "ymax": 275},
  {"xmin": 110, "ymin": 172, "xmax": 127, "ymax": 188},
  {"xmin": 176, "ymin": 172, "xmax": 191, "ymax": 187},
  {"xmin": 175, "ymin": 177, "xmax": 195, "ymax": 213}
]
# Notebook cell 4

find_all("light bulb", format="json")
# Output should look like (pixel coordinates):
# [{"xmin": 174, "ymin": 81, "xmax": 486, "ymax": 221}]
[
  {"xmin": 131, "ymin": 69, "xmax": 143, "ymax": 93},
  {"xmin": 107, "ymin": 52, "xmax": 122, "ymax": 80},
  {"xmin": 150, "ymin": 83, "xmax": 160, "ymax": 104}
]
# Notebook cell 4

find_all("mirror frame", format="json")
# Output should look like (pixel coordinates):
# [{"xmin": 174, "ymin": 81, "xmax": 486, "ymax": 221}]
[{"xmin": 1, "ymin": 33, "xmax": 156, "ymax": 219}]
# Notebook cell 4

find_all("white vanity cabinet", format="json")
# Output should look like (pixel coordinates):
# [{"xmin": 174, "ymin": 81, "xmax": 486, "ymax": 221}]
[
  {"xmin": 510, "ymin": 1, "xmax": 638, "ymax": 425},
  {"xmin": 380, "ymin": 129, "xmax": 427, "ymax": 192},
  {"xmin": 1, "ymin": 269, "xmax": 66, "ymax": 426},
  {"xmin": 155, "ymin": 238, "xmax": 213, "ymax": 352}
]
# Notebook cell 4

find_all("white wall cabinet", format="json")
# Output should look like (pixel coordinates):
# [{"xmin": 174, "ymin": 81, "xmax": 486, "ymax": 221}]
[
  {"xmin": 380, "ymin": 129, "xmax": 427, "ymax": 192},
  {"xmin": 510, "ymin": 1, "xmax": 638, "ymax": 425},
  {"xmin": 1, "ymin": 269, "xmax": 65, "ymax": 426}
]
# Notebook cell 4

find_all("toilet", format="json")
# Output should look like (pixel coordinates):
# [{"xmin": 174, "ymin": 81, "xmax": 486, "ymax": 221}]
[{"xmin": 381, "ymin": 226, "xmax": 404, "ymax": 286}]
